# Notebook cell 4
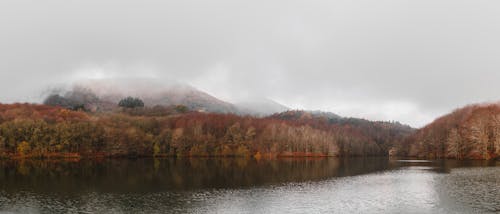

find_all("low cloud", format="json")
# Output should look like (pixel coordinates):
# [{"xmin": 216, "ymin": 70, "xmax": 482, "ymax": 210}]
[{"xmin": 1, "ymin": 0, "xmax": 500, "ymax": 127}]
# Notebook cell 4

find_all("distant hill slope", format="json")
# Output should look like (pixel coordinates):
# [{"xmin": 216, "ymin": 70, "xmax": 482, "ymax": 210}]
[
  {"xmin": 270, "ymin": 110, "xmax": 341, "ymax": 121},
  {"xmin": 43, "ymin": 79, "xmax": 293, "ymax": 116},
  {"xmin": 234, "ymin": 98, "xmax": 289, "ymax": 116},
  {"xmin": 269, "ymin": 110, "xmax": 415, "ymax": 153},
  {"xmin": 399, "ymin": 103, "xmax": 500, "ymax": 160},
  {"xmin": 44, "ymin": 78, "xmax": 239, "ymax": 113},
  {"xmin": 270, "ymin": 110, "xmax": 413, "ymax": 131}
]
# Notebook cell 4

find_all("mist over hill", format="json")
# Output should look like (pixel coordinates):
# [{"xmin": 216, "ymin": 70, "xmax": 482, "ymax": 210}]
[
  {"xmin": 234, "ymin": 99, "xmax": 289, "ymax": 116},
  {"xmin": 43, "ymin": 78, "xmax": 289, "ymax": 116},
  {"xmin": 35, "ymin": 78, "xmax": 500, "ymax": 160}
]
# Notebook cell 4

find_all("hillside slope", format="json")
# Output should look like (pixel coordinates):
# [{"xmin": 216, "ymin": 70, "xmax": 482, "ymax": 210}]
[
  {"xmin": 269, "ymin": 110, "xmax": 415, "ymax": 154},
  {"xmin": 398, "ymin": 103, "xmax": 500, "ymax": 159},
  {"xmin": 235, "ymin": 98, "xmax": 289, "ymax": 116},
  {"xmin": 45, "ymin": 79, "xmax": 239, "ymax": 113},
  {"xmin": 44, "ymin": 79, "xmax": 292, "ymax": 116},
  {"xmin": 0, "ymin": 104, "xmax": 413, "ymax": 158}
]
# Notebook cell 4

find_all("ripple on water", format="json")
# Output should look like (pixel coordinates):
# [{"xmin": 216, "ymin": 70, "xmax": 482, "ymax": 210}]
[
  {"xmin": 0, "ymin": 159, "xmax": 498, "ymax": 214},
  {"xmin": 179, "ymin": 167, "xmax": 499, "ymax": 214},
  {"xmin": 437, "ymin": 167, "xmax": 500, "ymax": 213},
  {"xmin": 397, "ymin": 160, "xmax": 434, "ymax": 163}
]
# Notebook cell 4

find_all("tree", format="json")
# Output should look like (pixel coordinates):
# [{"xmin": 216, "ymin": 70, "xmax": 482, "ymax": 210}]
[
  {"xmin": 224, "ymin": 123, "xmax": 243, "ymax": 144},
  {"xmin": 44, "ymin": 94, "xmax": 85, "ymax": 111},
  {"xmin": 17, "ymin": 141, "xmax": 31, "ymax": 156},
  {"xmin": 446, "ymin": 128, "xmax": 463, "ymax": 159},
  {"xmin": 234, "ymin": 145, "xmax": 250, "ymax": 157},
  {"xmin": 0, "ymin": 136, "xmax": 5, "ymax": 155},
  {"xmin": 118, "ymin": 97, "xmax": 145, "ymax": 108},
  {"xmin": 175, "ymin": 105, "xmax": 188, "ymax": 113},
  {"xmin": 153, "ymin": 141, "xmax": 161, "ymax": 157}
]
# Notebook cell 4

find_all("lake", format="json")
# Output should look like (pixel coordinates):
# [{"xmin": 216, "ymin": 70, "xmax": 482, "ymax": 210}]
[{"xmin": 0, "ymin": 157, "xmax": 498, "ymax": 214}]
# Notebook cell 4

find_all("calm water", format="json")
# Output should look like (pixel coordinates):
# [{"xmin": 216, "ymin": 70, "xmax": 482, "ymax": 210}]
[{"xmin": 0, "ymin": 158, "xmax": 498, "ymax": 214}]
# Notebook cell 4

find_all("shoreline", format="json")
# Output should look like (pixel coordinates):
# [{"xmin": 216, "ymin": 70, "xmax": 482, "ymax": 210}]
[{"xmin": 1, "ymin": 153, "xmax": 497, "ymax": 161}]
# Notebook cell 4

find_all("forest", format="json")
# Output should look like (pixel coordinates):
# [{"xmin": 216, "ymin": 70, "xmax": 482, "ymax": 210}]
[
  {"xmin": 0, "ymin": 103, "xmax": 412, "ymax": 159},
  {"xmin": 396, "ymin": 103, "xmax": 500, "ymax": 160},
  {"xmin": 2, "ymin": 101, "xmax": 499, "ymax": 160}
]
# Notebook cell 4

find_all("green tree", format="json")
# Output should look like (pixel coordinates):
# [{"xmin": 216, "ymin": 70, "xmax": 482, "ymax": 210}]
[
  {"xmin": 175, "ymin": 105, "xmax": 189, "ymax": 113},
  {"xmin": 43, "ymin": 94, "xmax": 86, "ymax": 111},
  {"xmin": 118, "ymin": 97, "xmax": 145, "ymax": 108}
]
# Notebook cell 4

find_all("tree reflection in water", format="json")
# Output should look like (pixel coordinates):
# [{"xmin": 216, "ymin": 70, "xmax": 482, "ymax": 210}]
[{"xmin": 0, "ymin": 157, "xmax": 395, "ymax": 194}]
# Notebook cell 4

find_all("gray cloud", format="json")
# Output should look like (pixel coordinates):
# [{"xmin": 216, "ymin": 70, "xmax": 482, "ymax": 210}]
[{"xmin": 1, "ymin": 0, "xmax": 500, "ymax": 127}]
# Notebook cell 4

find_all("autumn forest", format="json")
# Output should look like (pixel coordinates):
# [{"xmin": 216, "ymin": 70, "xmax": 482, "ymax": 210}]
[
  {"xmin": 1, "ymin": 94, "xmax": 499, "ymax": 160},
  {"xmin": 0, "ymin": 102, "xmax": 414, "ymax": 159}
]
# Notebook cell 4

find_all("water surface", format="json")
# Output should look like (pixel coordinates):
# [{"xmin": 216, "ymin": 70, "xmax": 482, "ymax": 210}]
[{"xmin": 0, "ymin": 158, "xmax": 498, "ymax": 213}]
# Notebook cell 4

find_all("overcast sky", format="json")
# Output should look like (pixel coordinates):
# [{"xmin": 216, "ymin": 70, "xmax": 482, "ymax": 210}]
[{"xmin": 1, "ymin": 0, "xmax": 500, "ymax": 127}]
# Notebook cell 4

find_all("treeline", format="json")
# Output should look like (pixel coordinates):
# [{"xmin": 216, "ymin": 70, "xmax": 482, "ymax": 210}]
[
  {"xmin": 396, "ymin": 103, "xmax": 500, "ymax": 160},
  {"xmin": 0, "ymin": 104, "xmax": 411, "ymax": 159},
  {"xmin": 270, "ymin": 110, "xmax": 415, "ymax": 154}
]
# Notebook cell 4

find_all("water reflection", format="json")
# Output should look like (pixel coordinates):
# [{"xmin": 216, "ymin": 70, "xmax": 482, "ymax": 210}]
[
  {"xmin": 0, "ymin": 158, "xmax": 498, "ymax": 214},
  {"xmin": 0, "ymin": 157, "xmax": 396, "ymax": 194}
]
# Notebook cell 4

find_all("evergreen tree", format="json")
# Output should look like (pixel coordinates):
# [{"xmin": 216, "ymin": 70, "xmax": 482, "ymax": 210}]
[{"xmin": 119, "ymin": 97, "xmax": 145, "ymax": 108}]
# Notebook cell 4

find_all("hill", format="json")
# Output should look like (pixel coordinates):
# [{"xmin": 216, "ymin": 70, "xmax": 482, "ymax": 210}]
[
  {"xmin": 42, "ymin": 79, "xmax": 239, "ymax": 113},
  {"xmin": 397, "ymin": 103, "xmax": 500, "ymax": 159},
  {"xmin": 270, "ymin": 110, "xmax": 415, "ymax": 153},
  {"xmin": 43, "ymin": 78, "xmax": 290, "ymax": 116},
  {"xmin": 0, "ymin": 104, "xmax": 413, "ymax": 159},
  {"xmin": 234, "ymin": 98, "xmax": 290, "ymax": 116}
]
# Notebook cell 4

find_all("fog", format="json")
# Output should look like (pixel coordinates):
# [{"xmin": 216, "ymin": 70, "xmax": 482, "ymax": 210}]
[{"xmin": 1, "ymin": 0, "xmax": 500, "ymax": 127}]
